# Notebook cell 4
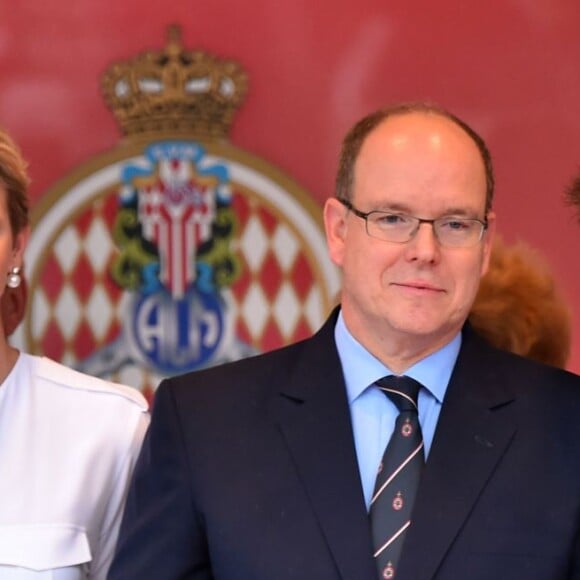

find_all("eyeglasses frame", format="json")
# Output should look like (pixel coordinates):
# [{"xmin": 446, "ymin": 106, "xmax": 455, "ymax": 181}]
[{"xmin": 337, "ymin": 197, "xmax": 489, "ymax": 247}]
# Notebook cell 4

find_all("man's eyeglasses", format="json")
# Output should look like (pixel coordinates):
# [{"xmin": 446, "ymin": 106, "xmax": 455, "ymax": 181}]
[{"xmin": 338, "ymin": 198, "xmax": 488, "ymax": 248}]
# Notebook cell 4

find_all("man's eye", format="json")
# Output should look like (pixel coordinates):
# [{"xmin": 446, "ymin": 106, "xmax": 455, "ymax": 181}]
[
  {"xmin": 375, "ymin": 213, "xmax": 410, "ymax": 226},
  {"xmin": 440, "ymin": 219, "xmax": 470, "ymax": 231}
]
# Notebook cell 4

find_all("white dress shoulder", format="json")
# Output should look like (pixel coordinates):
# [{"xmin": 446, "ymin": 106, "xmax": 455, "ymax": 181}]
[{"xmin": 0, "ymin": 353, "xmax": 150, "ymax": 579}]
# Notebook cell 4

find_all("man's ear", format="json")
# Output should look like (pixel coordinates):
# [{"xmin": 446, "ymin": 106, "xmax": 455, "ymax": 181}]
[
  {"xmin": 323, "ymin": 198, "xmax": 348, "ymax": 267},
  {"xmin": 480, "ymin": 211, "xmax": 496, "ymax": 276}
]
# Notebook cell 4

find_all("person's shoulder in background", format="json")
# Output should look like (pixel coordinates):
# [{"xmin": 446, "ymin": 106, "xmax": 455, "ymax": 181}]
[{"xmin": 33, "ymin": 353, "xmax": 148, "ymax": 410}]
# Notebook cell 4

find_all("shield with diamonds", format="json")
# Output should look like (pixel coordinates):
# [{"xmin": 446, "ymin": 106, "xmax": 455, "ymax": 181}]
[{"xmin": 15, "ymin": 27, "xmax": 340, "ymax": 400}]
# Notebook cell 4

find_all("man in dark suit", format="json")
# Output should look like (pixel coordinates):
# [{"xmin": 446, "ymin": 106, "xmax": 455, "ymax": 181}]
[{"xmin": 109, "ymin": 103, "xmax": 580, "ymax": 579}]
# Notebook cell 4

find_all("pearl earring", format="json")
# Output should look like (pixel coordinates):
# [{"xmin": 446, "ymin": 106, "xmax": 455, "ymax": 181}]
[{"xmin": 7, "ymin": 266, "xmax": 21, "ymax": 289}]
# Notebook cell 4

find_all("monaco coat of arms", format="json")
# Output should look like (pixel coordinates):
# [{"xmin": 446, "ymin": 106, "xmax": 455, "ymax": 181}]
[{"xmin": 18, "ymin": 27, "xmax": 339, "ymax": 399}]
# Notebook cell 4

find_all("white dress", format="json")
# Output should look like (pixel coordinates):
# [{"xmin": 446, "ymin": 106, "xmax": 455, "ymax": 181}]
[{"xmin": 0, "ymin": 353, "xmax": 149, "ymax": 579}]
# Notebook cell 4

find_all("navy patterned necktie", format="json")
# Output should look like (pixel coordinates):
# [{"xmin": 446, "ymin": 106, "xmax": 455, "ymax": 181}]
[{"xmin": 370, "ymin": 375, "xmax": 425, "ymax": 580}]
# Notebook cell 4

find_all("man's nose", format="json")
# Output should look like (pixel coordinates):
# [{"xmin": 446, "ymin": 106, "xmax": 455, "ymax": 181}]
[{"xmin": 404, "ymin": 222, "xmax": 440, "ymax": 263}]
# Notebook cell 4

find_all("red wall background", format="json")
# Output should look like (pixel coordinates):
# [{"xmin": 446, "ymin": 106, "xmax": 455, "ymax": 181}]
[{"xmin": 1, "ymin": 1, "xmax": 580, "ymax": 372}]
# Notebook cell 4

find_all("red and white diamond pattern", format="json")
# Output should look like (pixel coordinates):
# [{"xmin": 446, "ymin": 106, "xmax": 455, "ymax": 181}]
[{"xmin": 23, "ymin": 190, "xmax": 333, "ymax": 399}]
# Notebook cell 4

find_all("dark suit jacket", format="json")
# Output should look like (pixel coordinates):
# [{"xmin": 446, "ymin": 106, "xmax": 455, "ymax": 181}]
[{"xmin": 109, "ymin": 309, "xmax": 580, "ymax": 579}]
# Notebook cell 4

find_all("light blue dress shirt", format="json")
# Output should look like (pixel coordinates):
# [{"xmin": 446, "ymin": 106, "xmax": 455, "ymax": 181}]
[{"xmin": 334, "ymin": 311, "xmax": 461, "ymax": 510}]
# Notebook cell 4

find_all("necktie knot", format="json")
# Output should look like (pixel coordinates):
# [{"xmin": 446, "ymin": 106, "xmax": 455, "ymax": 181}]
[{"xmin": 376, "ymin": 375, "xmax": 421, "ymax": 413}]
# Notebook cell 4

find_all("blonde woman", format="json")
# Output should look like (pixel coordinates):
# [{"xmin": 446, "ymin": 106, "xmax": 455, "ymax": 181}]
[{"xmin": 0, "ymin": 129, "xmax": 149, "ymax": 579}]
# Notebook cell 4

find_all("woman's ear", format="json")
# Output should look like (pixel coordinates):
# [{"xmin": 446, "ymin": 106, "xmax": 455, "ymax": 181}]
[{"xmin": 12, "ymin": 225, "xmax": 30, "ymax": 268}]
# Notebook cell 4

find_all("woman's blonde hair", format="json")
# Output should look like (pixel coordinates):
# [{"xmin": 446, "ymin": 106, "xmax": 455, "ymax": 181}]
[{"xmin": 0, "ymin": 128, "xmax": 29, "ymax": 236}]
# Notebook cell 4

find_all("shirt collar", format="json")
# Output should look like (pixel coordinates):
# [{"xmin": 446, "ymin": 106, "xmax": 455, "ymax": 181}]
[{"xmin": 334, "ymin": 310, "xmax": 460, "ymax": 405}]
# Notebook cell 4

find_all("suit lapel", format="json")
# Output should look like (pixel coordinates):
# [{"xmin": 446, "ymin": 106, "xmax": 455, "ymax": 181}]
[
  {"xmin": 398, "ymin": 328, "xmax": 517, "ymax": 579},
  {"xmin": 272, "ymin": 311, "xmax": 377, "ymax": 580}
]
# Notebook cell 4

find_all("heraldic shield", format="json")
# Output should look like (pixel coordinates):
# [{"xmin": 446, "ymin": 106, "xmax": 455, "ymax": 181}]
[{"xmin": 16, "ymin": 27, "xmax": 340, "ymax": 401}]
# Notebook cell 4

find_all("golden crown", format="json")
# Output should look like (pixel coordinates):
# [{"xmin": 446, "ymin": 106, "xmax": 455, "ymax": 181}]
[{"xmin": 101, "ymin": 25, "xmax": 248, "ymax": 139}]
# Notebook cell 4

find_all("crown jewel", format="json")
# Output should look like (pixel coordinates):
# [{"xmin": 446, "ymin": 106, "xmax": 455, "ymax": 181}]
[{"xmin": 101, "ymin": 25, "xmax": 248, "ymax": 139}]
